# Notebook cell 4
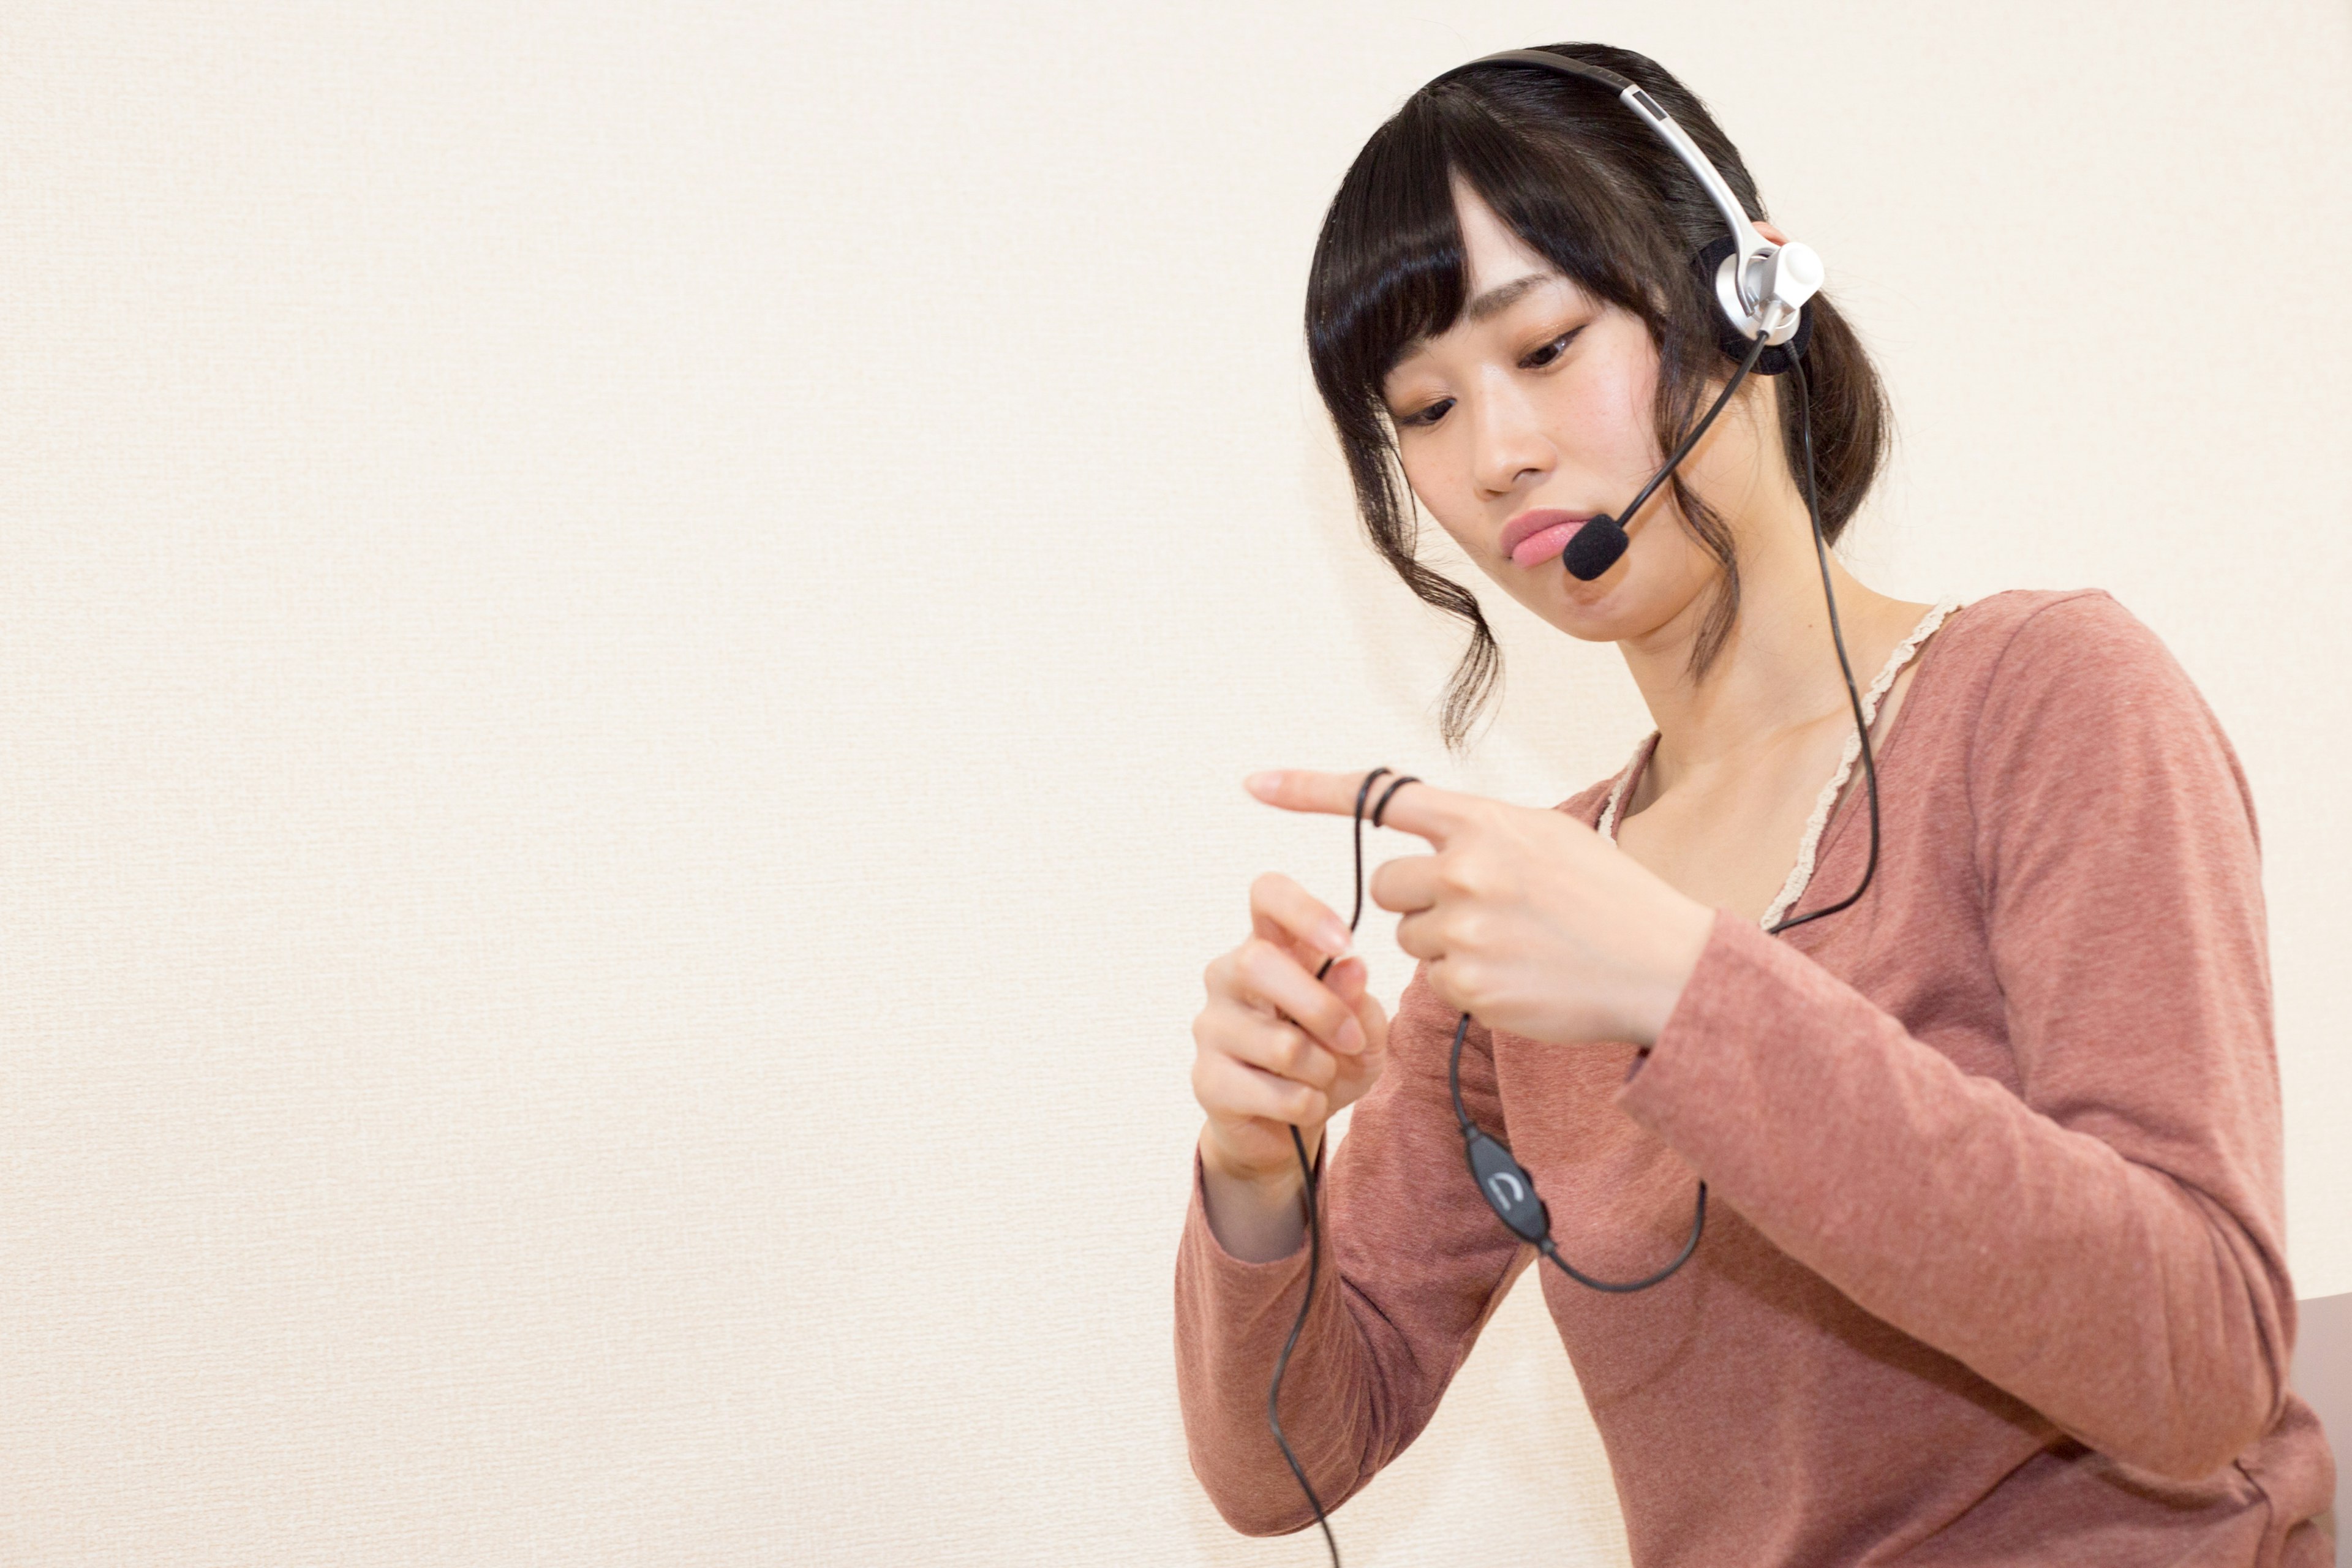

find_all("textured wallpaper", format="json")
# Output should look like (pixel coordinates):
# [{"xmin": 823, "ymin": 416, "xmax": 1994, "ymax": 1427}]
[{"xmin": 2, "ymin": 2, "xmax": 2347, "ymax": 1563}]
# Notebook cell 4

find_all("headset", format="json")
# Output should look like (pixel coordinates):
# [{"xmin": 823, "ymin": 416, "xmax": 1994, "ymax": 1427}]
[{"xmin": 1263, "ymin": 48, "xmax": 1884, "ymax": 1567}]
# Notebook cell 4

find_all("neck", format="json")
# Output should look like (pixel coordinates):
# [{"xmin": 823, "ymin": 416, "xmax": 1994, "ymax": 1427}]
[{"xmin": 1618, "ymin": 497, "xmax": 1922, "ymax": 801}]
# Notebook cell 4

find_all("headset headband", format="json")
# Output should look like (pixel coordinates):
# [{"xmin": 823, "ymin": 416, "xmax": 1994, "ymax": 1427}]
[{"xmin": 1426, "ymin": 50, "xmax": 1823, "ymax": 347}]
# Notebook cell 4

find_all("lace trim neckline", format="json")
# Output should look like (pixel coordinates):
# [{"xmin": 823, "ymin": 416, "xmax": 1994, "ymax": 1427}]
[{"xmin": 1595, "ymin": 596, "xmax": 1966, "ymax": 930}]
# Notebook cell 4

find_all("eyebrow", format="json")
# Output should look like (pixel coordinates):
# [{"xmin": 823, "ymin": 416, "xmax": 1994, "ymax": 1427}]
[
  {"xmin": 1464, "ymin": 273, "xmax": 1550, "ymax": 323},
  {"xmin": 1392, "ymin": 273, "xmax": 1557, "ymax": 373}
]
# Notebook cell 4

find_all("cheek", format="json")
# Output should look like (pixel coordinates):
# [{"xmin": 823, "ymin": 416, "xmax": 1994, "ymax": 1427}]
[
  {"xmin": 1395, "ymin": 439, "xmax": 1479, "ymax": 547},
  {"xmin": 1562, "ymin": 348, "xmax": 1658, "ymax": 487}
]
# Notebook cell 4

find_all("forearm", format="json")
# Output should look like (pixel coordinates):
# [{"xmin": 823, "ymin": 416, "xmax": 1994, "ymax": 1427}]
[
  {"xmin": 1623, "ymin": 910, "xmax": 2287, "ymax": 1479},
  {"xmin": 1175, "ymin": 1147, "xmax": 1368, "ymax": 1536}
]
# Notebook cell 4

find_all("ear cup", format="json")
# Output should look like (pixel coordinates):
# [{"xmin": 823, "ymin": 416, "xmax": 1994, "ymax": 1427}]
[{"xmin": 1694, "ymin": 235, "xmax": 1812, "ymax": 375}]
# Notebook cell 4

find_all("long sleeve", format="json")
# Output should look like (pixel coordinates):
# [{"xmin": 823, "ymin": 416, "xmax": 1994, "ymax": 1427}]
[
  {"xmin": 1172, "ymin": 967, "xmax": 1532, "ymax": 1534},
  {"xmin": 1615, "ymin": 591, "xmax": 2291, "ymax": 1481}
]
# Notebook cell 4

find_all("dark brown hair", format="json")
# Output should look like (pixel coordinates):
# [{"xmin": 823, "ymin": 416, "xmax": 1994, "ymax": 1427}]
[{"xmin": 1305, "ymin": 42, "xmax": 1890, "ymax": 752}]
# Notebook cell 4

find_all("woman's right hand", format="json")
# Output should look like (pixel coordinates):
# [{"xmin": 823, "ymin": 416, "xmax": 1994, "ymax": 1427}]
[{"xmin": 1191, "ymin": 873, "xmax": 1392, "ymax": 1253}]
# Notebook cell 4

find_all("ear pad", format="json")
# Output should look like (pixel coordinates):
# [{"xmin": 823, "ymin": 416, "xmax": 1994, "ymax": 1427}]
[{"xmin": 1695, "ymin": 235, "xmax": 1812, "ymax": 375}]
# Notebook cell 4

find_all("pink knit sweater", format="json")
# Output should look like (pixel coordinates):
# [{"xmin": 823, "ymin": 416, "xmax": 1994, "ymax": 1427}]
[{"xmin": 1174, "ymin": 589, "xmax": 2335, "ymax": 1566}]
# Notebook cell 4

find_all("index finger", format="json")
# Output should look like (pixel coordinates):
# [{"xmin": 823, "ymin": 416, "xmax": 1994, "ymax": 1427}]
[{"xmin": 1243, "ymin": 769, "xmax": 1470, "ymax": 846}]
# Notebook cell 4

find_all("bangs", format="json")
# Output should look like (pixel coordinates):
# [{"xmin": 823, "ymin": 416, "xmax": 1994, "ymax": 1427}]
[
  {"xmin": 1304, "ymin": 95, "xmax": 1469, "ymax": 423},
  {"xmin": 1305, "ymin": 75, "xmax": 1676, "ymax": 428}
]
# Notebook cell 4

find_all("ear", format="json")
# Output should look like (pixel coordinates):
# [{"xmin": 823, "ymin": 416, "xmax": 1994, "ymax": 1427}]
[
  {"xmin": 1755, "ymin": 219, "xmax": 1790, "ymax": 246},
  {"xmin": 1692, "ymin": 235, "xmax": 1814, "ymax": 376}
]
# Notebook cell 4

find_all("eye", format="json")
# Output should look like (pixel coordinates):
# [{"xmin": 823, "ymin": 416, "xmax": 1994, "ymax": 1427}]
[
  {"xmin": 1395, "ymin": 396, "xmax": 1455, "ymax": 429},
  {"xmin": 1521, "ymin": 325, "xmax": 1587, "ymax": 369}
]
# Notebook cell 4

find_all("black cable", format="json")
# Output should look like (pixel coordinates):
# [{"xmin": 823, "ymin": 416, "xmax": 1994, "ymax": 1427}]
[
  {"xmin": 1270, "ymin": 1121, "xmax": 1336, "ymax": 1568},
  {"xmin": 1446, "ymin": 1011, "xmax": 1709, "ymax": 1292},
  {"xmin": 1267, "ymin": 767, "xmax": 1406, "ymax": 1568},
  {"xmin": 1762, "ymin": 345, "xmax": 1880, "ymax": 935}
]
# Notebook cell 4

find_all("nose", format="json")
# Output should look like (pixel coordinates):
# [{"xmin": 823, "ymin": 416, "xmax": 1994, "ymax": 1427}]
[{"xmin": 1466, "ymin": 374, "xmax": 1553, "ymax": 499}]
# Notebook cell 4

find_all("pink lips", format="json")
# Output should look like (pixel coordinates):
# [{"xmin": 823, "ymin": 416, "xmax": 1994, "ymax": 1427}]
[{"xmin": 1501, "ymin": 510, "xmax": 1593, "ymax": 570}]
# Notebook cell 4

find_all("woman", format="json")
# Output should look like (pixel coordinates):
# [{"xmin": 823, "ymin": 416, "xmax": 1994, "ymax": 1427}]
[{"xmin": 1175, "ymin": 42, "xmax": 2334, "ymax": 1567}]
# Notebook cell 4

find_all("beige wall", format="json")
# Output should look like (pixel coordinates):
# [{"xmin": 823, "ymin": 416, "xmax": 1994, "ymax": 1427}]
[{"xmin": 2, "ymin": 2, "xmax": 2346, "ymax": 1563}]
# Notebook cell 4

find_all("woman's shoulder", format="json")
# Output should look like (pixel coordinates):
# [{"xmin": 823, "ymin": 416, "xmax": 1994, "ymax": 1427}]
[
  {"xmin": 1936, "ymin": 586, "xmax": 2222, "ymax": 742},
  {"xmin": 1940, "ymin": 586, "xmax": 2168, "ymax": 678},
  {"xmin": 1936, "ymin": 586, "xmax": 2255, "ymax": 845}
]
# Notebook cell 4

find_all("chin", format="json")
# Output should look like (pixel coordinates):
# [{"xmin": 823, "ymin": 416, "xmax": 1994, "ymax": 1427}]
[
  {"xmin": 1538, "ymin": 580, "xmax": 1645, "ymax": 643},
  {"xmin": 1547, "ymin": 559, "xmax": 1690, "ymax": 643}
]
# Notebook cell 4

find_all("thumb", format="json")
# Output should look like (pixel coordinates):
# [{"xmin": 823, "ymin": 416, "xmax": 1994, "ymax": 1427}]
[
  {"xmin": 1339, "ymin": 963, "xmax": 1389, "ymax": 1064},
  {"xmin": 1322, "ymin": 952, "xmax": 1368, "ymax": 1001},
  {"xmin": 1335, "ymin": 984, "xmax": 1391, "ymax": 1110}
]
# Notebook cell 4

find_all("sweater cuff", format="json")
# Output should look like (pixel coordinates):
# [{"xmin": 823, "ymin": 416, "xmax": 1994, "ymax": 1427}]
[{"xmin": 1617, "ymin": 905, "xmax": 1846, "ymax": 1162}]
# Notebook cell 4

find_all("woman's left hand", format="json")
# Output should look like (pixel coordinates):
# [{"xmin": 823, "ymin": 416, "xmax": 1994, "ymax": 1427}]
[{"xmin": 1245, "ymin": 769, "xmax": 1716, "ymax": 1047}]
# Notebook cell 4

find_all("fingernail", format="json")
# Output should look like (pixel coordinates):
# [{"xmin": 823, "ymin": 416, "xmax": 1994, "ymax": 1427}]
[
  {"xmin": 1245, "ymin": 771, "xmax": 1280, "ymax": 797},
  {"xmin": 1322, "ymin": 922, "xmax": 1354, "ymax": 956},
  {"xmin": 1337, "ymin": 1019, "xmax": 1366, "ymax": 1055}
]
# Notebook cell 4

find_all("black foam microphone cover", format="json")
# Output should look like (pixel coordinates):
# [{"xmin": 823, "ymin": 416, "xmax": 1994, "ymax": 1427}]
[{"xmin": 1562, "ymin": 515, "xmax": 1629, "ymax": 580}]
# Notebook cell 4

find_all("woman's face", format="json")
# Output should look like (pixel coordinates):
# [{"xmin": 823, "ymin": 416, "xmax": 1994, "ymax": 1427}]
[{"xmin": 1381, "ymin": 180, "xmax": 1776, "ymax": 646}]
